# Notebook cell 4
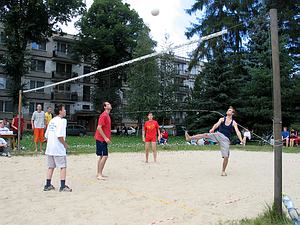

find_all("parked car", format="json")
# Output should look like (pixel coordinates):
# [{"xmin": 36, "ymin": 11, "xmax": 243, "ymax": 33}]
[
  {"xmin": 66, "ymin": 124, "xmax": 87, "ymax": 136},
  {"xmin": 122, "ymin": 126, "xmax": 136, "ymax": 135}
]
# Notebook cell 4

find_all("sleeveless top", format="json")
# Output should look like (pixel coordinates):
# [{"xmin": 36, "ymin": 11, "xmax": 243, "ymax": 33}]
[{"xmin": 218, "ymin": 117, "xmax": 234, "ymax": 140}]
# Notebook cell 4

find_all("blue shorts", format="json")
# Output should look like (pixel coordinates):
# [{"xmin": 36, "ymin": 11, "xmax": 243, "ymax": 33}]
[{"xmin": 96, "ymin": 140, "xmax": 108, "ymax": 156}]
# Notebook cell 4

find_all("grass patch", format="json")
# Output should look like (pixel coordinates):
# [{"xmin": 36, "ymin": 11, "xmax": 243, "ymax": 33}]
[
  {"xmin": 219, "ymin": 204, "xmax": 293, "ymax": 225},
  {"xmin": 12, "ymin": 134, "xmax": 300, "ymax": 155}
]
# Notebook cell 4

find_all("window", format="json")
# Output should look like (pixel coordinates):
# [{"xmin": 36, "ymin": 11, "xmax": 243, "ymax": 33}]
[
  {"xmin": 30, "ymin": 80, "xmax": 35, "ymax": 89},
  {"xmin": 4, "ymin": 101, "xmax": 13, "ymax": 112},
  {"xmin": 36, "ymin": 81, "xmax": 45, "ymax": 93},
  {"xmin": 83, "ymin": 66, "xmax": 91, "ymax": 82},
  {"xmin": 56, "ymin": 63, "xmax": 72, "ymax": 76},
  {"xmin": 0, "ymin": 78, "xmax": 6, "ymax": 89},
  {"xmin": 83, "ymin": 85, "xmax": 90, "ymax": 101},
  {"xmin": 31, "ymin": 41, "xmax": 46, "ymax": 50},
  {"xmin": 83, "ymin": 66, "xmax": 91, "ymax": 74},
  {"xmin": 55, "ymin": 84, "xmax": 70, "ymax": 92},
  {"xmin": 31, "ymin": 59, "xmax": 45, "ymax": 72},
  {"xmin": 0, "ymin": 100, "xmax": 13, "ymax": 112},
  {"xmin": 29, "ymin": 81, "xmax": 44, "ymax": 93},
  {"xmin": 82, "ymin": 105, "xmax": 90, "ymax": 110},
  {"xmin": 57, "ymin": 42, "xmax": 67, "ymax": 53}
]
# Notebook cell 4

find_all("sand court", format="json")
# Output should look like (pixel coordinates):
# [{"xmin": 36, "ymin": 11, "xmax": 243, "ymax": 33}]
[{"xmin": 0, "ymin": 150, "xmax": 299, "ymax": 225}]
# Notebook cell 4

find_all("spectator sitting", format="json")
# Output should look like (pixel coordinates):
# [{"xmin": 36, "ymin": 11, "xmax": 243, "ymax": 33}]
[
  {"xmin": 3, "ymin": 118, "xmax": 10, "ymax": 129},
  {"xmin": 159, "ymin": 128, "xmax": 169, "ymax": 145},
  {"xmin": 0, "ymin": 137, "xmax": 11, "ymax": 157},
  {"xmin": 187, "ymin": 138, "xmax": 215, "ymax": 146},
  {"xmin": 281, "ymin": 127, "xmax": 289, "ymax": 147},
  {"xmin": 0, "ymin": 120, "xmax": 10, "ymax": 133},
  {"xmin": 289, "ymin": 128, "xmax": 298, "ymax": 147},
  {"xmin": 241, "ymin": 128, "xmax": 251, "ymax": 146}
]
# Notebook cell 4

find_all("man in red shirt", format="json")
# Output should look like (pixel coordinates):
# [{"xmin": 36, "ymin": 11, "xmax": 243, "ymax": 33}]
[
  {"xmin": 143, "ymin": 112, "xmax": 160, "ymax": 163},
  {"xmin": 95, "ymin": 102, "xmax": 112, "ymax": 180}
]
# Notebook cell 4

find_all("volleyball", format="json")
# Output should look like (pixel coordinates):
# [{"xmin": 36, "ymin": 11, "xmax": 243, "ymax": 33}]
[{"xmin": 151, "ymin": 8, "xmax": 159, "ymax": 16}]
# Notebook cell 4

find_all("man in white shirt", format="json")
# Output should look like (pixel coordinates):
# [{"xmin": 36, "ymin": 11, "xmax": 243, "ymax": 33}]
[
  {"xmin": 0, "ymin": 120, "xmax": 10, "ymax": 133},
  {"xmin": 43, "ymin": 104, "xmax": 71, "ymax": 192}
]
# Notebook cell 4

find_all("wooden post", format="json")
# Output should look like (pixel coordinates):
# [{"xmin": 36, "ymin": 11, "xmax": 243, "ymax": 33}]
[{"xmin": 270, "ymin": 8, "xmax": 282, "ymax": 215}]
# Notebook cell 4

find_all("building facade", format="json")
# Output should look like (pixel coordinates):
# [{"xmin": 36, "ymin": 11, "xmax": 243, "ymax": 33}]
[{"xmin": 0, "ymin": 28, "xmax": 96, "ymax": 131}]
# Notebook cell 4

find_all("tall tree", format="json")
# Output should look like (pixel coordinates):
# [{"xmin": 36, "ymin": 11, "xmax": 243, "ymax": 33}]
[
  {"xmin": 240, "ymin": 6, "xmax": 298, "ymax": 133},
  {"xmin": 0, "ymin": 0, "xmax": 85, "ymax": 111},
  {"xmin": 186, "ymin": 0, "xmax": 257, "ymax": 60},
  {"xmin": 126, "ymin": 27, "xmax": 160, "ymax": 125},
  {"xmin": 75, "ymin": 0, "xmax": 146, "ymax": 111},
  {"xmin": 157, "ymin": 35, "xmax": 180, "ymax": 124},
  {"xmin": 185, "ymin": 0, "xmax": 254, "ymax": 130}
]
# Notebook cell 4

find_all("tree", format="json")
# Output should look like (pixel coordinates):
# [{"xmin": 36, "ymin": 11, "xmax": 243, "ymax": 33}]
[
  {"xmin": 157, "ymin": 34, "xmax": 181, "ymax": 124},
  {"xmin": 75, "ymin": 0, "xmax": 147, "ymax": 111},
  {"xmin": 240, "ymin": 6, "xmax": 298, "ymax": 133},
  {"xmin": 126, "ymin": 27, "xmax": 160, "ymax": 125},
  {"xmin": 185, "ymin": 0, "xmax": 254, "ymax": 131},
  {"xmin": 0, "ymin": 0, "xmax": 85, "ymax": 111},
  {"xmin": 186, "ymin": 0, "xmax": 257, "ymax": 60}
]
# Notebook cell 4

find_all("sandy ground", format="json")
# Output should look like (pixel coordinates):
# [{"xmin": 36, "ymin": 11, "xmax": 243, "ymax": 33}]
[{"xmin": 0, "ymin": 150, "xmax": 299, "ymax": 225}]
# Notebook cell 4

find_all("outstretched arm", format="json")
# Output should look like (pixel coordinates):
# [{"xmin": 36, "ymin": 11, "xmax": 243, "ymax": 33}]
[
  {"xmin": 209, "ymin": 118, "xmax": 224, "ymax": 133},
  {"xmin": 233, "ymin": 121, "xmax": 243, "ymax": 143}
]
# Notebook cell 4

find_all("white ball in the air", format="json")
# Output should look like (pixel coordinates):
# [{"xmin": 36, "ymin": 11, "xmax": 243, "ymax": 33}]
[{"xmin": 151, "ymin": 8, "xmax": 159, "ymax": 16}]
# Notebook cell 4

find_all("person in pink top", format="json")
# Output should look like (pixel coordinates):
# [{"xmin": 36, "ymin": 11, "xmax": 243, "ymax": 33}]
[{"xmin": 95, "ymin": 102, "xmax": 112, "ymax": 180}]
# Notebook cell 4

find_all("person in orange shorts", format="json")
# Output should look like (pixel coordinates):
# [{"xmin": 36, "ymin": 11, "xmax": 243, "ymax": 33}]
[
  {"xmin": 143, "ymin": 112, "xmax": 160, "ymax": 163},
  {"xmin": 31, "ymin": 104, "xmax": 46, "ymax": 152}
]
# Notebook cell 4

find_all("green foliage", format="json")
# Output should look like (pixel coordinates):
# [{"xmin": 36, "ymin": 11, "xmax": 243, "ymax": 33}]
[
  {"xmin": 75, "ymin": 0, "xmax": 148, "ymax": 110},
  {"xmin": 185, "ymin": 1, "xmax": 299, "ymax": 135},
  {"xmin": 240, "ymin": 7, "xmax": 297, "ymax": 133},
  {"xmin": 126, "ymin": 28, "xmax": 160, "ymax": 123},
  {"xmin": 220, "ymin": 204, "xmax": 293, "ymax": 225},
  {"xmin": 0, "ymin": 0, "xmax": 85, "ymax": 111}
]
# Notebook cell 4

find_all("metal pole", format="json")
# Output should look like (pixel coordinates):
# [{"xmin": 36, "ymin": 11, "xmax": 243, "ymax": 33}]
[
  {"xmin": 17, "ymin": 90, "xmax": 22, "ymax": 151},
  {"xmin": 270, "ymin": 8, "xmax": 282, "ymax": 214}
]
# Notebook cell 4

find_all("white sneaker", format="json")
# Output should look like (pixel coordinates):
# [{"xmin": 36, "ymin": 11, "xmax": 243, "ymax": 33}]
[{"xmin": 7, "ymin": 152, "xmax": 11, "ymax": 157}]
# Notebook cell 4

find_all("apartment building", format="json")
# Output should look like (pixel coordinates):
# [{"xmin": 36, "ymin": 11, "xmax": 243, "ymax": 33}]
[{"xmin": 0, "ymin": 29, "xmax": 96, "ymax": 131}]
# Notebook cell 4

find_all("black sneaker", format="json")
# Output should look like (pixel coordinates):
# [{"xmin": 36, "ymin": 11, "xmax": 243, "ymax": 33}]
[
  {"xmin": 59, "ymin": 185, "xmax": 72, "ymax": 192},
  {"xmin": 43, "ymin": 184, "xmax": 55, "ymax": 191}
]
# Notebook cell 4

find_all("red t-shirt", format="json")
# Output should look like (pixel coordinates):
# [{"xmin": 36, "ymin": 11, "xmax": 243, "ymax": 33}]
[
  {"xmin": 162, "ymin": 131, "xmax": 168, "ymax": 139},
  {"xmin": 144, "ymin": 120, "xmax": 159, "ymax": 140},
  {"xmin": 12, "ymin": 117, "xmax": 25, "ymax": 133},
  {"xmin": 94, "ymin": 111, "xmax": 111, "ymax": 142}
]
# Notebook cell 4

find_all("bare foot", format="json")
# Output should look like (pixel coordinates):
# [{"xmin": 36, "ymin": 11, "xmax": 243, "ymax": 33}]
[
  {"xmin": 221, "ymin": 172, "xmax": 227, "ymax": 176},
  {"xmin": 96, "ymin": 176, "xmax": 107, "ymax": 180},
  {"xmin": 185, "ymin": 131, "xmax": 191, "ymax": 141}
]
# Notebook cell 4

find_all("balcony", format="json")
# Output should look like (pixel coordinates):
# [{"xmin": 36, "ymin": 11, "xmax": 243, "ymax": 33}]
[
  {"xmin": 52, "ymin": 50, "xmax": 79, "ymax": 63},
  {"xmin": 178, "ymin": 85, "xmax": 190, "ymax": 92},
  {"xmin": 51, "ymin": 92, "xmax": 78, "ymax": 102},
  {"xmin": 52, "ymin": 71, "xmax": 71, "ymax": 80}
]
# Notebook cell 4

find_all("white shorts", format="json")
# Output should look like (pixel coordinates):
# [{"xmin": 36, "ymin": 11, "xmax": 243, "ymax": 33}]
[{"xmin": 46, "ymin": 155, "xmax": 67, "ymax": 168}]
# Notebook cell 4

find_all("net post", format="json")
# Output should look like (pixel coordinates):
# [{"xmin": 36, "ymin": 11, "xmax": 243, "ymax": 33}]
[
  {"xmin": 17, "ymin": 90, "xmax": 22, "ymax": 152},
  {"xmin": 270, "ymin": 8, "xmax": 282, "ymax": 215}
]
